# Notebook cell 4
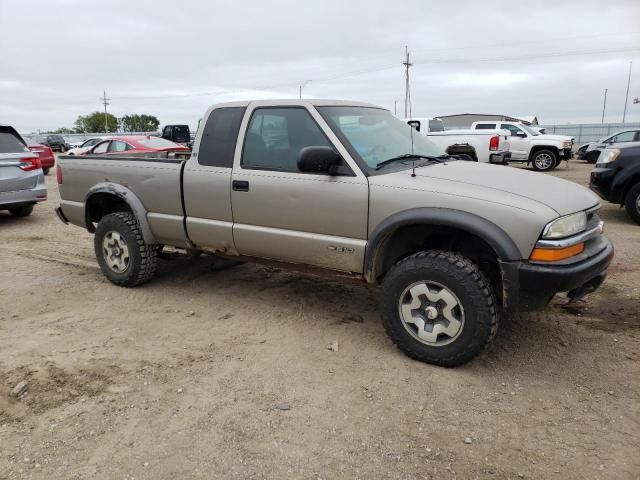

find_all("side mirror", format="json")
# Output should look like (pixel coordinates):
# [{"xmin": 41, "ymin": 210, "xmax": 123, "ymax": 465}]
[
  {"xmin": 516, "ymin": 131, "xmax": 527, "ymax": 137},
  {"xmin": 297, "ymin": 146, "xmax": 341, "ymax": 174}
]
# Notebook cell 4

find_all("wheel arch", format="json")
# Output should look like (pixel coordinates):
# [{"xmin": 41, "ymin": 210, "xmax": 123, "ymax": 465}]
[
  {"xmin": 364, "ymin": 208, "xmax": 523, "ymax": 308},
  {"xmin": 84, "ymin": 183, "xmax": 158, "ymax": 244},
  {"xmin": 528, "ymin": 145, "xmax": 559, "ymax": 162},
  {"xmin": 445, "ymin": 144, "xmax": 477, "ymax": 161}
]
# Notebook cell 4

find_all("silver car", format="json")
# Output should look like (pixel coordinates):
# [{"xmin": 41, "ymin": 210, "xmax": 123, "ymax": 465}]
[{"xmin": 0, "ymin": 125, "xmax": 47, "ymax": 217}]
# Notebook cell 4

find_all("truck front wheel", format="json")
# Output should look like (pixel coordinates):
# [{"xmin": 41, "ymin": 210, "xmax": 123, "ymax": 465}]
[
  {"xmin": 94, "ymin": 212, "xmax": 159, "ymax": 287},
  {"xmin": 380, "ymin": 250, "xmax": 497, "ymax": 367},
  {"xmin": 624, "ymin": 183, "xmax": 640, "ymax": 225},
  {"xmin": 531, "ymin": 150, "xmax": 557, "ymax": 171}
]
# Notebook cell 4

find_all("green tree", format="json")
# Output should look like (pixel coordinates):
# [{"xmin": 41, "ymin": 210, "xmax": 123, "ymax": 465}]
[
  {"xmin": 74, "ymin": 112, "xmax": 118, "ymax": 133},
  {"xmin": 119, "ymin": 114, "xmax": 160, "ymax": 133},
  {"xmin": 52, "ymin": 127, "xmax": 75, "ymax": 134}
]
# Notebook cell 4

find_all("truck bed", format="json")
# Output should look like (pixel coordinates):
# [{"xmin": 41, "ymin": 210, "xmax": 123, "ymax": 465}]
[{"xmin": 57, "ymin": 154, "xmax": 188, "ymax": 245}]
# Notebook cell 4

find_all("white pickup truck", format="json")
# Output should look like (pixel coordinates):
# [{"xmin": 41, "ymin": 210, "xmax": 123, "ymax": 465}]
[
  {"xmin": 471, "ymin": 121, "xmax": 573, "ymax": 171},
  {"xmin": 405, "ymin": 117, "xmax": 510, "ymax": 164}
]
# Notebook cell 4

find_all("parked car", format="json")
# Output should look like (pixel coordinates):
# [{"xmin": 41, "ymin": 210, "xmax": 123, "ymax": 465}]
[
  {"xmin": 471, "ymin": 121, "xmax": 574, "ymax": 171},
  {"xmin": 580, "ymin": 129, "xmax": 640, "ymax": 164},
  {"xmin": 0, "ymin": 125, "xmax": 47, "ymax": 217},
  {"xmin": 56, "ymin": 100, "xmax": 613, "ymax": 367},
  {"xmin": 24, "ymin": 137, "xmax": 55, "ymax": 175},
  {"xmin": 590, "ymin": 143, "xmax": 640, "ymax": 224},
  {"xmin": 406, "ymin": 118, "xmax": 511, "ymax": 164},
  {"xmin": 161, "ymin": 124, "xmax": 191, "ymax": 145},
  {"xmin": 66, "ymin": 137, "xmax": 110, "ymax": 156},
  {"xmin": 32, "ymin": 134, "xmax": 70, "ymax": 153},
  {"xmin": 83, "ymin": 136, "xmax": 190, "ymax": 155}
]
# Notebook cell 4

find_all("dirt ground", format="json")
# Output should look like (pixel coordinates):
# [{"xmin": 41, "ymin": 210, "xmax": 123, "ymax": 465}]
[{"xmin": 1, "ymin": 160, "xmax": 638, "ymax": 480}]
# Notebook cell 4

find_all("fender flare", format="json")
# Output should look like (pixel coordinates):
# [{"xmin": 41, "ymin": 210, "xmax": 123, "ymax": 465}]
[
  {"xmin": 84, "ymin": 182, "xmax": 158, "ymax": 244},
  {"xmin": 364, "ymin": 207, "xmax": 522, "ymax": 281}
]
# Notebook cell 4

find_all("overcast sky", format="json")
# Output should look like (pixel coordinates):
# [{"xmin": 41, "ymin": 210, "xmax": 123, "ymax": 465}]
[{"xmin": 2, "ymin": 0, "xmax": 639, "ymax": 132}]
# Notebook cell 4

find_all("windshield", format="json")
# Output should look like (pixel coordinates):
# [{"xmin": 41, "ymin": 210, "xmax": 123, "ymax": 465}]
[
  {"xmin": 317, "ymin": 106, "xmax": 442, "ymax": 171},
  {"xmin": 521, "ymin": 124, "xmax": 540, "ymax": 136}
]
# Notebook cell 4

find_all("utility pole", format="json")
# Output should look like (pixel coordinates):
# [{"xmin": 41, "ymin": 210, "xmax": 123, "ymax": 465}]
[
  {"xmin": 100, "ymin": 90, "xmax": 111, "ymax": 132},
  {"xmin": 601, "ymin": 88, "xmax": 608, "ymax": 123},
  {"xmin": 622, "ymin": 61, "xmax": 632, "ymax": 123},
  {"xmin": 299, "ymin": 80, "xmax": 311, "ymax": 99},
  {"xmin": 403, "ymin": 46, "xmax": 413, "ymax": 118}
]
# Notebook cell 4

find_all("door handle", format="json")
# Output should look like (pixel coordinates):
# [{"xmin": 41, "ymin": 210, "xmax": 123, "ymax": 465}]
[{"xmin": 232, "ymin": 180, "xmax": 249, "ymax": 192}]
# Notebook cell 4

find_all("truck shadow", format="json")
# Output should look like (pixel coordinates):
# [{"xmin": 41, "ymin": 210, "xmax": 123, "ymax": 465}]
[{"xmin": 148, "ymin": 254, "xmax": 632, "ymax": 377}]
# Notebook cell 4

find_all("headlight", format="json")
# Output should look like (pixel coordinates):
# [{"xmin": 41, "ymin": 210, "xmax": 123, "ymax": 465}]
[
  {"xmin": 597, "ymin": 149, "xmax": 620, "ymax": 165},
  {"xmin": 542, "ymin": 211, "xmax": 587, "ymax": 239},
  {"xmin": 562, "ymin": 140, "xmax": 572, "ymax": 148}
]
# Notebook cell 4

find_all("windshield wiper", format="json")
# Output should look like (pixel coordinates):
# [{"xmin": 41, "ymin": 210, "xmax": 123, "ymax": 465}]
[{"xmin": 375, "ymin": 153, "xmax": 450, "ymax": 170}]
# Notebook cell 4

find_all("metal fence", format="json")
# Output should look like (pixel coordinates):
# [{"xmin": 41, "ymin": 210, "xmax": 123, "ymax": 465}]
[
  {"xmin": 539, "ymin": 122, "xmax": 640, "ymax": 144},
  {"xmin": 21, "ymin": 132, "xmax": 160, "ymax": 144}
]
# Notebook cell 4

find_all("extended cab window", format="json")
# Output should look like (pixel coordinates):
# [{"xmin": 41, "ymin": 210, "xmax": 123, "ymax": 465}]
[
  {"xmin": 198, "ymin": 107, "xmax": 245, "ymax": 168},
  {"xmin": 475, "ymin": 123, "xmax": 496, "ymax": 129},
  {"xmin": 242, "ymin": 107, "xmax": 333, "ymax": 172}
]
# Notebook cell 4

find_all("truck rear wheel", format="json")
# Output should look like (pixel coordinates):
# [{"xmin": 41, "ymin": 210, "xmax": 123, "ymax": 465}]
[
  {"xmin": 380, "ymin": 250, "xmax": 497, "ymax": 367},
  {"xmin": 624, "ymin": 183, "xmax": 640, "ymax": 225},
  {"xmin": 531, "ymin": 150, "xmax": 557, "ymax": 172},
  {"xmin": 94, "ymin": 212, "xmax": 159, "ymax": 287}
]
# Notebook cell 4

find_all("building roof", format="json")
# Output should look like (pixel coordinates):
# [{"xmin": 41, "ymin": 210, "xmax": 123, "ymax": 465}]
[{"xmin": 435, "ymin": 113, "xmax": 538, "ymax": 125}]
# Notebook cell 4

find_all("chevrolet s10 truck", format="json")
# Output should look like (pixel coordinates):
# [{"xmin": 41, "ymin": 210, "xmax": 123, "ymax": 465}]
[{"xmin": 56, "ymin": 100, "xmax": 613, "ymax": 367}]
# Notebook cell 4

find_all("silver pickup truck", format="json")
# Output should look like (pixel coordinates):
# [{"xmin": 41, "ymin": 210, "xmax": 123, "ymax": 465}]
[{"xmin": 56, "ymin": 100, "xmax": 613, "ymax": 367}]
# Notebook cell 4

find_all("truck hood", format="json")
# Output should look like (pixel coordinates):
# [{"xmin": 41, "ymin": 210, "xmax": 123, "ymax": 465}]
[
  {"xmin": 378, "ymin": 161, "xmax": 599, "ymax": 216},
  {"xmin": 533, "ymin": 134, "xmax": 573, "ymax": 143}
]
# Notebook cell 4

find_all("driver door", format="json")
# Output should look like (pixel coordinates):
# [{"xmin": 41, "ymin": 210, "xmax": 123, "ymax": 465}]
[
  {"xmin": 230, "ymin": 104, "xmax": 369, "ymax": 273},
  {"xmin": 501, "ymin": 124, "xmax": 527, "ymax": 160}
]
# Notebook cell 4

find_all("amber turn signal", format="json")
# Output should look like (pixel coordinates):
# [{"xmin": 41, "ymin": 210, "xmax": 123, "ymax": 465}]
[{"xmin": 530, "ymin": 243, "xmax": 585, "ymax": 262}]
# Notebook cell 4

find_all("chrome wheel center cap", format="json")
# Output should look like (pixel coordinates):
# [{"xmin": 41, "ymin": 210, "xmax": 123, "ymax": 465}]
[{"xmin": 425, "ymin": 306, "xmax": 438, "ymax": 320}]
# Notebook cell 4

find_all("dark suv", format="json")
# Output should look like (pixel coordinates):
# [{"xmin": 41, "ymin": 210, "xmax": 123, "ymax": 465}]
[
  {"xmin": 35, "ymin": 134, "xmax": 70, "ymax": 152},
  {"xmin": 590, "ymin": 143, "xmax": 640, "ymax": 224}
]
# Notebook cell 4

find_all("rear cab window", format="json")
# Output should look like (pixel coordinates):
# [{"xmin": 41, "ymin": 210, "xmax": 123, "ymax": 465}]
[
  {"xmin": 475, "ymin": 123, "xmax": 496, "ymax": 130},
  {"xmin": 137, "ymin": 137, "xmax": 181, "ymax": 149},
  {"xmin": 198, "ymin": 107, "xmax": 246, "ymax": 168}
]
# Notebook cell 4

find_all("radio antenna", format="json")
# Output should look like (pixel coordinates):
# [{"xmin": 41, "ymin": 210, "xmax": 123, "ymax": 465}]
[{"xmin": 403, "ymin": 46, "xmax": 416, "ymax": 177}]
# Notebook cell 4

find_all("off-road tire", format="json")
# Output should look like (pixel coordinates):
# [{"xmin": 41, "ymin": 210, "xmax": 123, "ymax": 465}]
[
  {"xmin": 531, "ymin": 149, "xmax": 558, "ymax": 172},
  {"xmin": 380, "ymin": 250, "xmax": 497, "ymax": 367},
  {"xmin": 624, "ymin": 183, "xmax": 640, "ymax": 225},
  {"xmin": 94, "ymin": 212, "xmax": 159, "ymax": 287},
  {"xmin": 8, "ymin": 204, "xmax": 34, "ymax": 217}
]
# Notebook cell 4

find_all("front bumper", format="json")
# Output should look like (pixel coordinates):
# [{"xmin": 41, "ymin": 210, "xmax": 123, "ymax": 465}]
[
  {"xmin": 490, "ymin": 151, "xmax": 511, "ymax": 164},
  {"xmin": 558, "ymin": 147, "xmax": 573, "ymax": 159},
  {"xmin": 502, "ymin": 236, "xmax": 614, "ymax": 311},
  {"xmin": 589, "ymin": 166, "xmax": 620, "ymax": 204}
]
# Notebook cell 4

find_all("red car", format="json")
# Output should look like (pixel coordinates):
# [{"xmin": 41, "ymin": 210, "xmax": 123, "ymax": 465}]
[
  {"xmin": 84, "ymin": 136, "xmax": 190, "ymax": 156},
  {"xmin": 25, "ymin": 138, "xmax": 55, "ymax": 175}
]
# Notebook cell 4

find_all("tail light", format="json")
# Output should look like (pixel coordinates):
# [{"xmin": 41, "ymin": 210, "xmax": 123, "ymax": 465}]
[
  {"xmin": 18, "ymin": 157, "xmax": 42, "ymax": 171},
  {"xmin": 489, "ymin": 135, "xmax": 500, "ymax": 151},
  {"xmin": 56, "ymin": 165, "xmax": 63, "ymax": 184}
]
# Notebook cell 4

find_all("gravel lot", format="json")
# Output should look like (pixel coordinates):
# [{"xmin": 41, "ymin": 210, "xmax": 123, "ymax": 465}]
[{"xmin": 1, "ymin": 160, "xmax": 638, "ymax": 480}]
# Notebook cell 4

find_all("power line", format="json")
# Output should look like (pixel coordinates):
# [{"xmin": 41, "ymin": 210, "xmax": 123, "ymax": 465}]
[
  {"xmin": 623, "ymin": 61, "xmax": 633, "ymax": 122},
  {"xmin": 100, "ymin": 90, "xmax": 111, "ymax": 133},
  {"xmin": 403, "ymin": 46, "xmax": 412, "ymax": 118}
]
